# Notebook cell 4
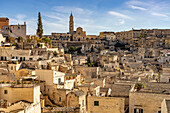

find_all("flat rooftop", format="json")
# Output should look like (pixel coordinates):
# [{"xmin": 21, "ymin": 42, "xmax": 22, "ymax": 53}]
[
  {"xmin": 0, "ymin": 83, "xmax": 39, "ymax": 88},
  {"xmin": 135, "ymin": 82, "xmax": 170, "ymax": 94}
]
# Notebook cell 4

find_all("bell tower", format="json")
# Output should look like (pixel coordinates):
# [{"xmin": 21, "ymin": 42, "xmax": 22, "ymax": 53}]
[{"xmin": 69, "ymin": 12, "xmax": 74, "ymax": 35}]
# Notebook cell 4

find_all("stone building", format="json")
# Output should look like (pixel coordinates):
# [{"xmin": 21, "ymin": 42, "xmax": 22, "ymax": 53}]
[
  {"xmin": 0, "ymin": 33, "xmax": 6, "ymax": 44},
  {"xmin": 7, "ymin": 62, "xmax": 21, "ymax": 74},
  {"xmin": 0, "ymin": 47, "xmax": 53, "ymax": 61},
  {"xmin": 115, "ymin": 29, "xmax": 140, "ymax": 43},
  {"xmin": 0, "ymin": 47, "xmax": 30, "ymax": 61},
  {"xmin": 0, "ymin": 18, "xmax": 9, "ymax": 30},
  {"xmin": 129, "ymin": 83, "xmax": 170, "ymax": 113},
  {"xmin": 161, "ymin": 99, "xmax": 170, "ymax": 113},
  {"xmin": 73, "ymin": 27, "xmax": 86, "ymax": 41},
  {"xmin": 87, "ymin": 95, "xmax": 125, "ymax": 113},
  {"xmin": 35, "ymin": 69, "xmax": 65, "ymax": 86},
  {"xmin": 74, "ymin": 66, "xmax": 100, "ymax": 79},
  {"xmin": 116, "ymin": 28, "xmax": 170, "ymax": 45},
  {"xmin": 51, "ymin": 13, "xmax": 89, "ymax": 42},
  {"xmin": 165, "ymin": 38, "xmax": 170, "ymax": 48},
  {"xmin": 66, "ymin": 90, "xmax": 86, "ymax": 113},
  {"xmin": 111, "ymin": 83, "xmax": 132, "ymax": 108},
  {"xmin": 158, "ymin": 51, "xmax": 170, "ymax": 64},
  {"xmin": 53, "ymin": 88, "xmax": 70, "ymax": 107},
  {"xmin": 86, "ymin": 35, "xmax": 100, "ymax": 41},
  {"xmin": 100, "ymin": 51, "xmax": 118, "ymax": 66},
  {"xmin": 1, "ymin": 22, "xmax": 26, "ymax": 39},
  {"xmin": 78, "ymin": 84, "xmax": 100, "ymax": 96},
  {"xmin": 69, "ymin": 12, "xmax": 74, "ymax": 36},
  {"xmin": 0, "ymin": 84, "xmax": 41, "ymax": 113},
  {"xmin": 99, "ymin": 31, "xmax": 116, "ymax": 40},
  {"xmin": 51, "ymin": 33, "xmax": 71, "ymax": 41},
  {"xmin": 160, "ymin": 65, "xmax": 170, "ymax": 82}
]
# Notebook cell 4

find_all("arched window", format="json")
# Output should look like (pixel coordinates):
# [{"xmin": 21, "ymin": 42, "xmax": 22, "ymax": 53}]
[{"xmin": 1, "ymin": 56, "xmax": 3, "ymax": 61}]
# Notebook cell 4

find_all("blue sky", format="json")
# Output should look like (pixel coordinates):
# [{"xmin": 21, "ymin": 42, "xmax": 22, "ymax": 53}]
[{"xmin": 1, "ymin": 0, "xmax": 170, "ymax": 35}]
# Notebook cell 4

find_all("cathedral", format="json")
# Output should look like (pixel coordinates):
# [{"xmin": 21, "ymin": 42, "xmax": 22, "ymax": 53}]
[
  {"xmin": 50, "ymin": 12, "xmax": 103, "ymax": 53},
  {"xmin": 51, "ymin": 12, "xmax": 99, "ymax": 42},
  {"xmin": 69, "ymin": 12, "xmax": 86, "ymax": 41}
]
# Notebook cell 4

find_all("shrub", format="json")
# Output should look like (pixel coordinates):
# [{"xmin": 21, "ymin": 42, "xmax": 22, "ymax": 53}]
[
  {"xmin": 23, "ymin": 81, "xmax": 26, "ymax": 84},
  {"xmin": 13, "ymin": 81, "xmax": 16, "ymax": 84},
  {"xmin": 6, "ymin": 81, "xmax": 10, "ymax": 84},
  {"xmin": 135, "ymin": 83, "xmax": 145, "ymax": 90},
  {"xmin": 35, "ymin": 81, "xmax": 39, "ymax": 84},
  {"xmin": 53, "ymin": 52, "xmax": 58, "ymax": 57},
  {"xmin": 12, "ymin": 43, "xmax": 18, "ymax": 46}
]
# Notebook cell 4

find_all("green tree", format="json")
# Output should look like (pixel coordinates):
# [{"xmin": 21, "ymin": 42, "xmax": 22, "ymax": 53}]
[
  {"xmin": 12, "ymin": 43, "xmax": 18, "ymax": 46},
  {"xmin": 42, "ymin": 37, "xmax": 51, "ymax": 46},
  {"xmin": 27, "ymin": 38, "xmax": 32, "ymax": 43},
  {"xmin": 139, "ymin": 33, "xmax": 147, "ymax": 38},
  {"xmin": 37, "ymin": 43, "xmax": 42, "ymax": 48},
  {"xmin": 87, "ymin": 56, "xmax": 91, "ymax": 63},
  {"xmin": 53, "ymin": 52, "xmax": 58, "ymax": 57},
  {"xmin": 17, "ymin": 36, "xmax": 23, "ymax": 43},
  {"xmin": 36, "ymin": 12, "xmax": 43, "ymax": 38}
]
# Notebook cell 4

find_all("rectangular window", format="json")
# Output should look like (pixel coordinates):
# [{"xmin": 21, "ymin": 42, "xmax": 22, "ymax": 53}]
[
  {"xmin": 1, "ymin": 56, "xmax": 3, "ymax": 60},
  {"xmin": 134, "ymin": 108, "xmax": 143, "ymax": 113},
  {"xmin": 94, "ymin": 101, "xmax": 99, "ymax": 106},
  {"xmin": 82, "ymin": 100, "xmax": 84, "ymax": 106},
  {"xmin": 58, "ymin": 78, "xmax": 61, "ymax": 84},
  {"xmin": 59, "ymin": 97, "xmax": 61, "ymax": 102},
  {"xmin": 4, "ymin": 90, "xmax": 7, "ymax": 94}
]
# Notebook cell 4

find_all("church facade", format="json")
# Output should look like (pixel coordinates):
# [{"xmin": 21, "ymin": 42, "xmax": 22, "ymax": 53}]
[{"xmin": 51, "ymin": 13, "xmax": 99, "ymax": 42}]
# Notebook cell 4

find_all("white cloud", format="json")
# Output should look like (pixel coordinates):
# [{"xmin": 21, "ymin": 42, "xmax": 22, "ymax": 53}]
[
  {"xmin": 16, "ymin": 14, "xmax": 27, "ymax": 20},
  {"xmin": 53, "ymin": 6, "xmax": 93, "ymax": 15},
  {"xmin": 126, "ymin": 0, "xmax": 169, "ymax": 19},
  {"xmin": 10, "ymin": 14, "xmax": 27, "ymax": 25},
  {"xmin": 10, "ymin": 18, "xmax": 25, "ymax": 25},
  {"xmin": 108, "ymin": 11, "xmax": 133, "ymax": 20},
  {"xmin": 126, "ymin": 0, "xmax": 146, "ymax": 6},
  {"xmin": 43, "ymin": 14, "xmax": 63, "ymax": 20},
  {"xmin": 26, "ymin": 18, "xmax": 37, "ymax": 35},
  {"xmin": 43, "ymin": 19, "xmax": 68, "ymax": 33},
  {"xmin": 151, "ymin": 12, "xmax": 168, "ymax": 17},
  {"xmin": 120, "ymin": 20, "xmax": 125, "ymax": 25},
  {"xmin": 129, "ymin": 5, "xmax": 147, "ymax": 11}
]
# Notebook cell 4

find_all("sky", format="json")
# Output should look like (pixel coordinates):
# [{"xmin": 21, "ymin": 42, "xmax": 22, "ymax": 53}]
[{"xmin": 1, "ymin": 0, "xmax": 170, "ymax": 35}]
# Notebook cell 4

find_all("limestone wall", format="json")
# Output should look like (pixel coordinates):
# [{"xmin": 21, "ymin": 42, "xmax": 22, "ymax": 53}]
[
  {"xmin": 161, "ymin": 99, "xmax": 168, "ymax": 113},
  {"xmin": 87, "ymin": 96, "xmax": 125, "ymax": 113},
  {"xmin": 0, "ymin": 86, "xmax": 40, "ymax": 103},
  {"xmin": 35, "ymin": 70, "xmax": 53, "ymax": 85},
  {"xmin": 129, "ymin": 92, "xmax": 170, "ymax": 113},
  {"xmin": 74, "ymin": 66, "xmax": 99, "ymax": 79}
]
